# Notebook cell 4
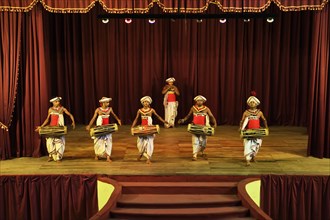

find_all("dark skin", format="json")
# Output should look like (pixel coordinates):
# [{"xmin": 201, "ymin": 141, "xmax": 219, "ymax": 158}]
[
  {"xmin": 35, "ymin": 100, "xmax": 75, "ymax": 132},
  {"xmin": 178, "ymin": 100, "xmax": 217, "ymax": 128},
  {"xmin": 161, "ymin": 81, "xmax": 180, "ymax": 96},
  {"xmin": 86, "ymin": 101, "xmax": 121, "ymax": 163},
  {"xmin": 238, "ymin": 100, "xmax": 268, "ymax": 131},
  {"xmin": 131, "ymin": 101, "xmax": 169, "ymax": 128},
  {"xmin": 86, "ymin": 101, "xmax": 122, "ymax": 131}
]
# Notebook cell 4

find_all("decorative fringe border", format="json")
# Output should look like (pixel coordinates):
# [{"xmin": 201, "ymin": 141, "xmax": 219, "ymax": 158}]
[{"xmin": 0, "ymin": 0, "xmax": 328, "ymax": 13}]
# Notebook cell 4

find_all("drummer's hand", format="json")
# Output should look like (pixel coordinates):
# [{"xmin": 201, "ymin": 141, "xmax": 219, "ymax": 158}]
[
  {"xmin": 72, "ymin": 122, "xmax": 76, "ymax": 129},
  {"xmin": 35, "ymin": 126, "xmax": 41, "ymax": 132},
  {"xmin": 86, "ymin": 125, "xmax": 90, "ymax": 131},
  {"xmin": 118, "ymin": 120, "xmax": 122, "ymax": 126},
  {"xmin": 178, "ymin": 119, "xmax": 184, "ymax": 124}
]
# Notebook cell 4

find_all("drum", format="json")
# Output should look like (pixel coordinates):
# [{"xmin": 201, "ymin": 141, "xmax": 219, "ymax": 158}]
[
  {"xmin": 187, "ymin": 124, "xmax": 214, "ymax": 136},
  {"xmin": 39, "ymin": 126, "xmax": 67, "ymax": 137},
  {"xmin": 240, "ymin": 128, "xmax": 269, "ymax": 138},
  {"xmin": 131, "ymin": 125, "xmax": 160, "ymax": 136},
  {"xmin": 90, "ymin": 123, "xmax": 118, "ymax": 137}
]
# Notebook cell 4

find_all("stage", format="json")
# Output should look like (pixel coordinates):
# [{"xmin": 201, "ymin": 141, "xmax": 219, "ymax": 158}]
[{"xmin": 1, "ymin": 125, "xmax": 328, "ymax": 176}]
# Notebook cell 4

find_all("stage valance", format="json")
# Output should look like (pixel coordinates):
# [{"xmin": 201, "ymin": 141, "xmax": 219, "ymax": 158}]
[{"xmin": 0, "ymin": 0, "xmax": 328, "ymax": 13}]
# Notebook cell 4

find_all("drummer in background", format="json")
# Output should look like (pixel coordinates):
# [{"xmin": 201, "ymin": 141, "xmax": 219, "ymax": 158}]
[
  {"xmin": 162, "ymin": 77, "xmax": 180, "ymax": 128},
  {"xmin": 35, "ymin": 97, "xmax": 75, "ymax": 162},
  {"xmin": 178, "ymin": 95, "xmax": 217, "ymax": 161},
  {"xmin": 131, "ymin": 96, "xmax": 168, "ymax": 164},
  {"xmin": 239, "ymin": 91, "xmax": 268, "ymax": 166},
  {"xmin": 86, "ymin": 97, "xmax": 121, "ymax": 163}
]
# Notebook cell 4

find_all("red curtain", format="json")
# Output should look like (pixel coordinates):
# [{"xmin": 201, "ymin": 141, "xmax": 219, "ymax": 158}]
[
  {"xmin": 0, "ymin": 175, "xmax": 98, "ymax": 220},
  {"xmin": 260, "ymin": 175, "xmax": 330, "ymax": 220},
  {"xmin": 307, "ymin": 4, "xmax": 330, "ymax": 158},
  {"xmin": 0, "ymin": 11, "xmax": 21, "ymax": 159}
]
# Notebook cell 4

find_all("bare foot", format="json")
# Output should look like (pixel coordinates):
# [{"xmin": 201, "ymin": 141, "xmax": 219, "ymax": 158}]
[
  {"xmin": 95, "ymin": 156, "xmax": 99, "ymax": 160},
  {"xmin": 106, "ymin": 157, "xmax": 112, "ymax": 163},
  {"xmin": 245, "ymin": 161, "xmax": 251, "ymax": 166},
  {"xmin": 47, "ymin": 157, "xmax": 53, "ymax": 162},
  {"xmin": 56, "ymin": 159, "xmax": 62, "ymax": 163},
  {"xmin": 202, "ymin": 153, "xmax": 208, "ymax": 160},
  {"xmin": 146, "ymin": 159, "xmax": 152, "ymax": 164},
  {"xmin": 137, "ymin": 154, "xmax": 142, "ymax": 161},
  {"xmin": 192, "ymin": 157, "xmax": 197, "ymax": 161},
  {"xmin": 251, "ymin": 157, "xmax": 257, "ymax": 163}
]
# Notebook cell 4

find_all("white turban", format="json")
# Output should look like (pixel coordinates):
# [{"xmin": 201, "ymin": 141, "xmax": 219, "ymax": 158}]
[
  {"xmin": 194, "ymin": 95, "xmax": 207, "ymax": 102},
  {"xmin": 165, "ymin": 77, "xmax": 175, "ymax": 83},
  {"xmin": 99, "ymin": 97, "xmax": 112, "ymax": 103},
  {"xmin": 140, "ymin": 96, "xmax": 152, "ymax": 104},
  {"xmin": 247, "ymin": 96, "xmax": 260, "ymax": 106},
  {"xmin": 49, "ymin": 97, "xmax": 62, "ymax": 102}
]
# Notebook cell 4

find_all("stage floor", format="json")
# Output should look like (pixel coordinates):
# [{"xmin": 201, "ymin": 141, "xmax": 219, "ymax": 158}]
[{"xmin": 1, "ymin": 125, "xmax": 329, "ymax": 176}]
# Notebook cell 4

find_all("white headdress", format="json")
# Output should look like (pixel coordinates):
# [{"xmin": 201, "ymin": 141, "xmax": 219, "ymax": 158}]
[
  {"xmin": 166, "ymin": 77, "xmax": 175, "ymax": 83},
  {"xmin": 49, "ymin": 97, "xmax": 62, "ymax": 102},
  {"xmin": 194, "ymin": 95, "xmax": 207, "ymax": 102},
  {"xmin": 140, "ymin": 96, "xmax": 152, "ymax": 104},
  {"xmin": 99, "ymin": 97, "xmax": 112, "ymax": 103}
]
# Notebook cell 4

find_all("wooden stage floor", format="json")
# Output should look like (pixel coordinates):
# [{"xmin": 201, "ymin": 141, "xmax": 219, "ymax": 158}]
[{"xmin": 1, "ymin": 125, "xmax": 329, "ymax": 176}]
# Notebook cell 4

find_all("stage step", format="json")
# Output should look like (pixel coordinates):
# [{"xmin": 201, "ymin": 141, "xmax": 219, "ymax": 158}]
[
  {"xmin": 117, "ymin": 194, "xmax": 241, "ymax": 208},
  {"xmin": 109, "ymin": 180, "xmax": 251, "ymax": 219},
  {"xmin": 111, "ymin": 206, "xmax": 250, "ymax": 220},
  {"xmin": 120, "ymin": 181, "xmax": 238, "ymax": 194}
]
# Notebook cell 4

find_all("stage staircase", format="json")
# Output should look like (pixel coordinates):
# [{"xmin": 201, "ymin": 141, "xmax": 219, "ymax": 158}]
[{"xmin": 109, "ymin": 180, "xmax": 254, "ymax": 220}]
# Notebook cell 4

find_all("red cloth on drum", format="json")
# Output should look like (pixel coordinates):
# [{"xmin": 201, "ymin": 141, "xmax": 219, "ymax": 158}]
[
  {"xmin": 102, "ymin": 118, "xmax": 109, "ymax": 125},
  {"xmin": 248, "ymin": 119, "xmax": 260, "ymax": 129},
  {"xmin": 193, "ymin": 115, "xmax": 205, "ymax": 125},
  {"xmin": 50, "ymin": 114, "xmax": 59, "ymax": 126},
  {"xmin": 141, "ymin": 118, "xmax": 148, "ymax": 125},
  {"xmin": 167, "ymin": 93, "xmax": 176, "ymax": 102}
]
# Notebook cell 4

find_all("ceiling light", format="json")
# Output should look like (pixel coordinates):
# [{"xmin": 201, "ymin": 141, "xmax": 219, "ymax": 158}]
[
  {"xmin": 196, "ymin": 19, "xmax": 203, "ymax": 23},
  {"xmin": 125, "ymin": 18, "xmax": 132, "ymax": 24},
  {"xmin": 148, "ymin": 19, "xmax": 156, "ymax": 24},
  {"xmin": 219, "ymin": 18, "xmax": 227, "ymax": 23},
  {"xmin": 266, "ymin": 17, "xmax": 274, "ymax": 23},
  {"xmin": 243, "ymin": 18, "xmax": 251, "ymax": 23},
  {"xmin": 102, "ymin": 18, "xmax": 109, "ymax": 24}
]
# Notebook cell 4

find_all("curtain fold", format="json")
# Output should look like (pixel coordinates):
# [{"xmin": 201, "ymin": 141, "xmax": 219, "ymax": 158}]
[
  {"xmin": 0, "ymin": 11, "xmax": 22, "ymax": 159},
  {"xmin": 0, "ymin": 175, "xmax": 98, "ymax": 220},
  {"xmin": 307, "ymin": 4, "xmax": 330, "ymax": 158},
  {"xmin": 260, "ymin": 175, "xmax": 330, "ymax": 220}
]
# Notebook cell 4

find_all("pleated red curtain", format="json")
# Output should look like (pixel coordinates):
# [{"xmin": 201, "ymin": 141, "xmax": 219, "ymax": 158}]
[{"xmin": 0, "ymin": 175, "xmax": 98, "ymax": 220}]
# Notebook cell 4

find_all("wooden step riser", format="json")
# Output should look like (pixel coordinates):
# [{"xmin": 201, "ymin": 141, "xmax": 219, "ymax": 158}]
[
  {"xmin": 117, "ymin": 201, "xmax": 242, "ymax": 208},
  {"xmin": 111, "ymin": 211, "xmax": 249, "ymax": 220},
  {"xmin": 122, "ymin": 186, "xmax": 237, "ymax": 194}
]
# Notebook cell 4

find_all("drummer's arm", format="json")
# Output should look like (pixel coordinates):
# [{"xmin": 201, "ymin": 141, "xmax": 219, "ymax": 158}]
[
  {"xmin": 207, "ymin": 108, "xmax": 217, "ymax": 128},
  {"xmin": 239, "ymin": 112, "xmax": 247, "ymax": 131},
  {"xmin": 162, "ymin": 85, "xmax": 170, "ymax": 95},
  {"xmin": 178, "ymin": 108, "xmax": 193, "ymax": 124},
  {"xmin": 173, "ymin": 85, "xmax": 180, "ymax": 96},
  {"xmin": 63, "ymin": 108, "xmax": 75, "ymax": 129},
  {"xmin": 260, "ymin": 112, "xmax": 268, "ymax": 129},
  {"xmin": 86, "ymin": 109, "xmax": 98, "ymax": 130},
  {"xmin": 131, "ymin": 111, "xmax": 140, "ymax": 128},
  {"xmin": 110, "ymin": 108, "xmax": 122, "ymax": 126},
  {"xmin": 35, "ymin": 110, "xmax": 51, "ymax": 132},
  {"xmin": 152, "ymin": 109, "xmax": 168, "ymax": 125}
]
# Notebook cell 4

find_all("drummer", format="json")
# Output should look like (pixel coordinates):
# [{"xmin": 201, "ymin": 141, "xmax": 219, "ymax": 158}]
[
  {"xmin": 86, "ymin": 97, "xmax": 122, "ymax": 163},
  {"xmin": 239, "ymin": 91, "xmax": 268, "ymax": 166},
  {"xmin": 35, "ymin": 97, "xmax": 75, "ymax": 162},
  {"xmin": 131, "ymin": 96, "xmax": 168, "ymax": 164},
  {"xmin": 178, "ymin": 95, "xmax": 216, "ymax": 161}
]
